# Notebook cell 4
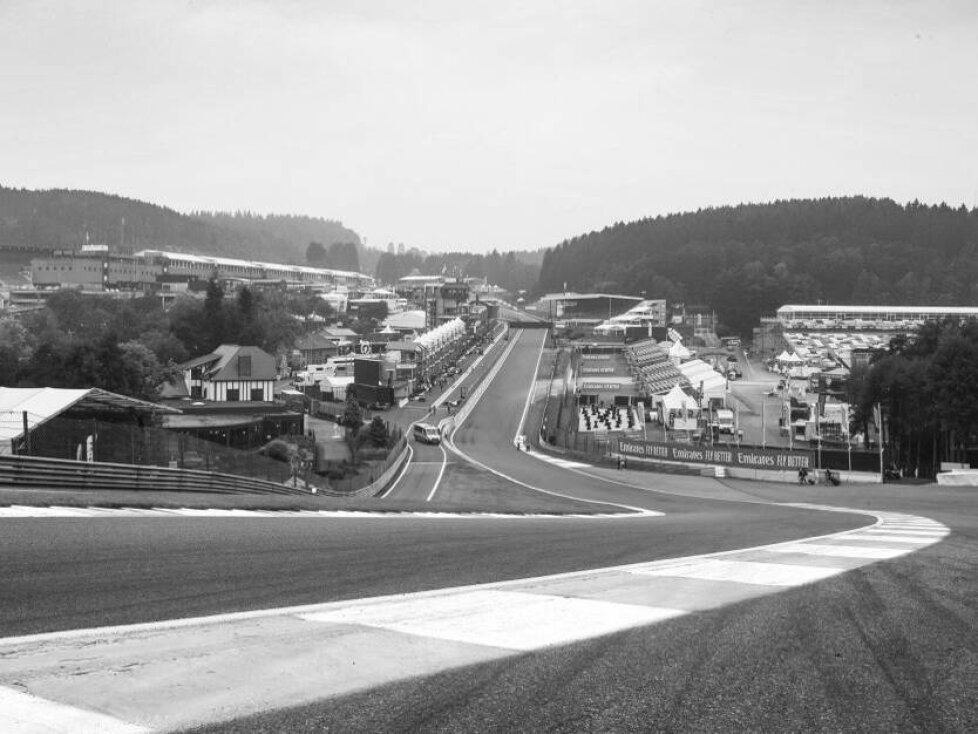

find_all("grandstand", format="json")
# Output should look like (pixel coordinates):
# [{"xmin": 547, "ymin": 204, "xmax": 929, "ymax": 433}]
[
  {"xmin": 777, "ymin": 304, "xmax": 978, "ymax": 331},
  {"xmin": 624, "ymin": 339, "xmax": 686, "ymax": 395}
]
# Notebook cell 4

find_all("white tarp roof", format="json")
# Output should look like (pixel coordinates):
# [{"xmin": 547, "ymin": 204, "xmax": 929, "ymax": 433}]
[
  {"xmin": 678, "ymin": 360, "xmax": 726, "ymax": 398},
  {"xmin": 384, "ymin": 310, "xmax": 427, "ymax": 331},
  {"xmin": 0, "ymin": 387, "xmax": 178, "ymax": 453}
]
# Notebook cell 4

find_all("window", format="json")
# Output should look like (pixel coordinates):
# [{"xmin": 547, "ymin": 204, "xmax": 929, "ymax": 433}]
[
  {"xmin": 237, "ymin": 356, "xmax": 252, "ymax": 377},
  {"xmin": 226, "ymin": 388, "xmax": 240, "ymax": 402},
  {"xmin": 250, "ymin": 387, "xmax": 265, "ymax": 401}
]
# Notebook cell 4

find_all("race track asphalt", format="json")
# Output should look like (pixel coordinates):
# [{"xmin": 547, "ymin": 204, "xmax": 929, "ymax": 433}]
[
  {"xmin": 2, "ymin": 328, "xmax": 976, "ymax": 732},
  {"xmin": 1, "ymin": 330, "xmax": 868, "ymax": 639}
]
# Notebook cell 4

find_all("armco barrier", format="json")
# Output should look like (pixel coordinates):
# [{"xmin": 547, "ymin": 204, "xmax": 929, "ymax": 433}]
[{"xmin": 0, "ymin": 455, "xmax": 308, "ymax": 496}]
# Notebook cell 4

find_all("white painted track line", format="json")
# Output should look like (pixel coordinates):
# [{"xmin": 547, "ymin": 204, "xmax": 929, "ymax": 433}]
[
  {"xmin": 302, "ymin": 589, "xmax": 684, "ymax": 652},
  {"xmin": 630, "ymin": 558, "xmax": 844, "ymax": 586},
  {"xmin": 766, "ymin": 543, "xmax": 915, "ymax": 560},
  {"xmin": 0, "ymin": 686, "xmax": 148, "ymax": 734}
]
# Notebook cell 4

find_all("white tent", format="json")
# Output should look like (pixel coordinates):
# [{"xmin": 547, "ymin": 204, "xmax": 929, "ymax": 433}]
[
  {"xmin": 678, "ymin": 359, "xmax": 727, "ymax": 406},
  {"xmin": 658, "ymin": 383, "xmax": 699, "ymax": 431},
  {"xmin": 660, "ymin": 383, "xmax": 694, "ymax": 412},
  {"xmin": 668, "ymin": 341, "xmax": 691, "ymax": 360}
]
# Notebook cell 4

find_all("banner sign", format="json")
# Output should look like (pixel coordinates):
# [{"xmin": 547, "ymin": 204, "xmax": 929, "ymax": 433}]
[
  {"xmin": 580, "ymin": 382, "xmax": 622, "ymax": 391},
  {"xmin": 618, "ymin": 439, "xmax": 813, "ymax": 470},
  {"xmin": 581, "ymin": 355, "xmax": 612, "ymax": 361},
  {"xmin": 582, "ymin": 366, "xmax": 615, "ymax": 374}
]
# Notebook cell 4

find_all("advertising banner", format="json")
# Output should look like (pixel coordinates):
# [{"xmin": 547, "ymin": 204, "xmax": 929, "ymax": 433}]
[{"xmin": 618, "ymin": 438, "xmax": 813, "ymax": 470}]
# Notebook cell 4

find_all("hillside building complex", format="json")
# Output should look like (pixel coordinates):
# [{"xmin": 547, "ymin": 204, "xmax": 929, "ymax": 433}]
[
  {"xmin": 776, "ymin": 304, "xmax": 978, "ymax": 330},
  {"xmin": 28, "ymin": 246, "xmax": 374, "ymax": 294}
]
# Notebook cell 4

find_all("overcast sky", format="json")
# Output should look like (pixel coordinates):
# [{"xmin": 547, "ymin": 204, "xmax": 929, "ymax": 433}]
[{"xmin": 2, "ymin": 1, "xmax": 976, "ymax": 252}]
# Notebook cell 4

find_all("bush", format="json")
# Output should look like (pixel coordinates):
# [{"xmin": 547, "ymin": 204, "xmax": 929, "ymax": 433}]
[
  {"xmin": 357, "ymin": 446, "xmax": 389, "ymax": 461},
  {"xmin": 261, "ymin": 439, "xmax": 293, "ymax": 463}
]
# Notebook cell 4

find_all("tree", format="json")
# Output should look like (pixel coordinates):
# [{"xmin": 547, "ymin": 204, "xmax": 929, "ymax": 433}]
[
  {"xmin": 117, "ymin": 341, "xmax": 178, "ymax": 400},
  {"xmin": 306, "ymin": 241, "xmax": 327, "ymax": 265},
  {"xmin": 367, "ymin": 415, "xmax": 389, "ymax": 447},
  {"xmin": 340, "ymin": 392, "xmax": 364, "ymax": 435},
  {"xmin": 0, "ymin": 317, "xmax": 35, "ymax": 385},
  {"xmin": 327, "ymin": 241, "xmax": 360, "ymax": 272}
]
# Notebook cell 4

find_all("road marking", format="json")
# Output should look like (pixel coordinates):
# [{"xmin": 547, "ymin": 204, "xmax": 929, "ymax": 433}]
[
  {"xmin": 629, "ymin": 558, "xmax": 843, "ymax": 586},
  {"xmin": 766, "ymin": 543, "xmax": 915, "ymax": 560},
  {"xmin": 426, "ymin": 442, "xmax": 448, "ymax": 502},
  {"xmin": 845, "ymin": 533, "xmax": 939, "ymax": 544},
  {"xmin": 0, "ymin": 506, "xmax": 633, "ymax": 520},
  {"xmin": 301, "ymin": 589, "xmax": 683, "ymax": 652},
  {"xmin": 527, "ymin": 451, "xmax": 593, "ymax": 469},
  {"xmin": 515, "ymin": 329, "xmax": 547, "ymax": 439},
  {"xmin": 0, "ymin": 686, "xmax": 148, "ymax": 734},
  {"xmin": 376, "ymin": 443, "xmax": 414, "ymax": 499}
]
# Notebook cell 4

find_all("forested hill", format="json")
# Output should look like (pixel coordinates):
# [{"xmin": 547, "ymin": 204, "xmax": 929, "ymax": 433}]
[
  {"xmin": 538, "ymin": 197, "xmax": 978, "ymax": 336},
  {"xmin": 192, "ymin": 211, "xmax": 363, "ymax": 268},
  {"xmin": 0, "ymin": 186, "xmax": 361, "ymax": 264}
]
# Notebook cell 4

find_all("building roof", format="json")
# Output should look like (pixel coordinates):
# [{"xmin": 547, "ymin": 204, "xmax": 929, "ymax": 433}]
[
  {"xmin": 397, "ymin": 275, "xmax": 446, "ymax": 283},
  {"xmin": 322, "ymin": 327, "xmax": 359, "ymax": 339},
  {"xmin": 296, "ymin": 333, "xmax": 340, "ymax": 352},
  {"xmin": 0, "ymin": 387, "xmax": 178, "ymax": 449},
  {"xmin": 134, "ymin": 248, "xmax": 369, "ymax": 281},
  {"xmin": 180, "ymin": 345, "xmax": 277, "ymax": 381},
  {"xmin": 538, "ymin": 292, "xmax": 643, "ymax": 303},
  {"xmin": 777, "ymin": 304, "xmax": 978, "ymax": 317}
]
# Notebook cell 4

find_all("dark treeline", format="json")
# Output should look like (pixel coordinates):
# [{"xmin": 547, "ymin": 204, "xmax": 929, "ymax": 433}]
[
  {"xmin": 306, "ymin": 241, "xmax": 360, "ymax": 273},
  {"xmin": 849, "ymin": 320, "xmax": 978, "ymax": 477},
  {"xmin": 0, "ymin": 186, "xmax": 362, "ymax": 266},
  {"xmin": 194, "ymin": 211, "xmax": 364, "ymax": 269},
  {"xmin": 539, "ymin": 197, "xmax": 978, "ymax": 335},
  {"xmin": 0, "ymin": 282, "xmax": 333, "ymax": 400},
  {"xmin": 375, "ymin": 248, "xmax": 542, "ymax": 295}
]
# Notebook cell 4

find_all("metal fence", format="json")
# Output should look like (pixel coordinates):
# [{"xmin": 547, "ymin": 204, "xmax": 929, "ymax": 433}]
[
  {"xmin": 12, "ymin": 415, "xmax": 311, "ymax": 488},
  {"xmin": 0, "ymin": 454, "xmax": 307, "ymax": 495}
]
